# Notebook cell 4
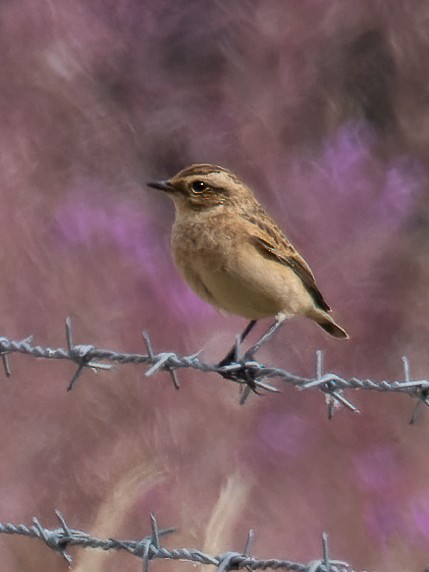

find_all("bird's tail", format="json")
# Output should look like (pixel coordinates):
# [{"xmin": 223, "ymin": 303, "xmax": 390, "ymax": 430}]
[{"xmin": 311, "ymin": 310, "xmax": 349, "ymax": 339}]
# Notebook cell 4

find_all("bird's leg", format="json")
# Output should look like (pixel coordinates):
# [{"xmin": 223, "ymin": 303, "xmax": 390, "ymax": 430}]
[
  {"xmin": 217, "ymin": 319, "xmax": 257, "ymax": 366},
  {"xmin": 217, "ymin": 316, "xmax": 285, "ymax": 395},
  {"xmin": 243, "ymin": 315, "xmax": 286, "ymax": 359}
]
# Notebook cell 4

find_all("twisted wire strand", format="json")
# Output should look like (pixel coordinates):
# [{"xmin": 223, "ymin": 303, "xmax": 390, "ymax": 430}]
[
  {"xmin": 0, "ymin": 319, "xmax": 428, "ymax": 416},
  {"xmin": 0, "ymin": 512, "xmax": 361, "ymax": 572}
]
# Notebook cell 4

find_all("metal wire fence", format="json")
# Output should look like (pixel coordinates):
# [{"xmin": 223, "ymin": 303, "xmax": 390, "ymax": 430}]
[
  {"xmin": 0, "ymin": 511, "xmax": 362, "ymax": 572},
  {"xmin": 0, "ymin": 318, "xmax": 427, "ymax": 570},
  {"xmin": 0, "ymin": 318, "xmax": 427, "ymax": 418}
]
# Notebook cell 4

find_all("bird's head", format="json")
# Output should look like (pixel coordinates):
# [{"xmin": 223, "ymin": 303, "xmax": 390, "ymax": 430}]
[{"xmin": 147, "ymin": 164, "xmax": 254, "ymax": 213}]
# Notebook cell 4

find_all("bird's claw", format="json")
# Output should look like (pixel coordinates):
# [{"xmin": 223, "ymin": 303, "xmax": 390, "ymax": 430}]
[{"xmin": 217, "ymin": 360, "xmax": 262, "ymax": 393}]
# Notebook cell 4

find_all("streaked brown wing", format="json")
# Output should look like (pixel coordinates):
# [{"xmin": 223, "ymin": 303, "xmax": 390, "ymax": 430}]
[{"xmin": 245, "ymin": 209, "xmax": 331, "ymax": 312}]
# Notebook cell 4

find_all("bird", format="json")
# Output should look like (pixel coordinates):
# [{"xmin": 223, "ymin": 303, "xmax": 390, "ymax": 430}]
[{"xmin": 147, "ymin": 163, "xmax": 348, "ymax": 362}]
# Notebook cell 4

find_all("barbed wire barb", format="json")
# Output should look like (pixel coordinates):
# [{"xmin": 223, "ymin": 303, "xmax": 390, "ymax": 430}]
[
  {"xmin": 306, "ymin": 531, "xmax": 351, "ymax": 572},
  {"xmin": 142, "ymin": 331, "xmax": 180, "ymax": 389},
  {"xmin": 53, "ymin": 510, "xmax": 74, "ymax": 566},
  {"xmin": 1, "ymin": 352, "xmax": 11, "ymax": 377},
  {"xmin": 217, "ymin": 529, "xmax": 257, "ymax": 572},
  {"xmin": 405, "ymin": 356, "xmax": 429, "ymax": 425},
  {"xmin": 243, "ymin": 528, "xmax": 255, "ymax": 556},
  {"xmin": 142, "ymin": 331, "xmax": 155, "ymax": 360},
  {"xmin": 65, "ymin": 317, "xmax": 85, "ymax": 390},
  {"xmin": 310, "ymin": 352, "xmax": 360, "ymax": 419},
  {"xmin": 318, "ymin": 352, "xmax": 335, "ymax": 420},
  {"xmin": 31, "ymin": 515, "xmax": 74, "ymax": 566},
  {"xmin": 322, "ymin": 532, "xmax": 331, "ymax": 572},
  {"xmin": 150, "ymin": 513, "xmax": 160, "ymax": 549},
  {"xmin": 65, "ymin": 317, "xmax": 112, "ymax": 391}
]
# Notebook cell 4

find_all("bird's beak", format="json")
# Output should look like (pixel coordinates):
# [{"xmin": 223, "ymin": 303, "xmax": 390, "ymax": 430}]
[{"xmin": 146, "ymin": 180, "xmax": 176, "ymax": 193}]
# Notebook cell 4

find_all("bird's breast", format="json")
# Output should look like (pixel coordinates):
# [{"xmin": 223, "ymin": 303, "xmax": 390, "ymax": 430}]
[
  {"xmin": 170, "ymin": 214, "xmax": 313, "ymax": 320},
  {"xmin": 171, "ymin": 214, "xmax": 247, "ymax": 310},
  {"xmin": 172, "ymin": 214, "xmax": 239, "ymax": 270}
]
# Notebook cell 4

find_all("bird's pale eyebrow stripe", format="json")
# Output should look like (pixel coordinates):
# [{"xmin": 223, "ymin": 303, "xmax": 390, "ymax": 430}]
[
  {"xmin": 187, "ymin": 169, "xmax": 224, "ymax": 178},
  {"xmin": 179, "ymin": 164, "xmax": 235, "ymax": 178}
]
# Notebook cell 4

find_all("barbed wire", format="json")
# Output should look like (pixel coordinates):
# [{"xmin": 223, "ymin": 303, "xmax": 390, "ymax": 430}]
[
  {"xmin": 0, "ymin": 511, "xmax": 363, "ymax": 572},
  {"xmin": 0, "ymin": 318, "xmax": 428, "ymax": 419}
]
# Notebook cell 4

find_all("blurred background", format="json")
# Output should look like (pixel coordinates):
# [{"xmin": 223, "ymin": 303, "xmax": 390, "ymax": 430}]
[{"xmin": 0, "ymin": 0, "xmax": 429, "ymax": 570}]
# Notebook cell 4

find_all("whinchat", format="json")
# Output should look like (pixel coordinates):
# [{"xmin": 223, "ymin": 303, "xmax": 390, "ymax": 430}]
[{"xmin": 147, "ymin": 164, "xmax": 348, "ymax": 349}]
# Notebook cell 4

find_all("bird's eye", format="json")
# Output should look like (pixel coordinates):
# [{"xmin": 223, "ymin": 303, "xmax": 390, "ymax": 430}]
[{"xmin": 191, "ymin": 180, "xmax": 207, "ymax": 194}]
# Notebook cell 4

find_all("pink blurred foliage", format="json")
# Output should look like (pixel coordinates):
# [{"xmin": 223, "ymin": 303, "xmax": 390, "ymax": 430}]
[
  {"xmin": 412, "ymin": 493, "xmax": 429, "ymax": 541},
  {"xmin": 257, "ymin": 412, "xmax": 313, "ymax": 458},
  {"xmin": 354, "ymin": 445, "xmax": 404, "ymax": 491},
  {"xmin": 0, "ymin": 1, "xmax": 429, "ymax": 571},
  {"xmin": 52, "ymin": 177, "xmax": 218, "ymax": 331},
  {"xmin": 54, "ymin": 179, "xmax": 162, "ymax": 275},
  {"xmin": 282, "ymin": 122, "xmax": 424, "ymax": 253}
]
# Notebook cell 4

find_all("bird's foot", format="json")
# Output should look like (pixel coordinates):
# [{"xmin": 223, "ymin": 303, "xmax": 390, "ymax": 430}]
[
  {"xmin": 216, "ymin": 318, "xmax": 284, "ymax": 400},
  {"xmin": 217, "ymin": 362, "xmax": 262, "ymax": 394},
  {"xmin": 217, "ymin": 350, "xmax": 266, "ymax": 396}
]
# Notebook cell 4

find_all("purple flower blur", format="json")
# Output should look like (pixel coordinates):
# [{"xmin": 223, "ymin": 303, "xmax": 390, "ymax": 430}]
[
  {"xmin": 353, "ymin": 445, "xmax": 403, "ymax": 491},
  {"xmin": 364, "ymin": 499, "xmax": 401, "ymax": 542},
  {"xmin": 53, "ymin": 178, "xmax": 219, "ymax": 320},
  {"xmin": 257, "ymin": 412, "xmax": 311, "ymax": 457},
  {"xmin": 54, "ymin": 179, "xmax": 158, "ymax": 274},
  {"xmin": 411, "ymin": 492, "xmax": 429, "ymax": 540}
]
